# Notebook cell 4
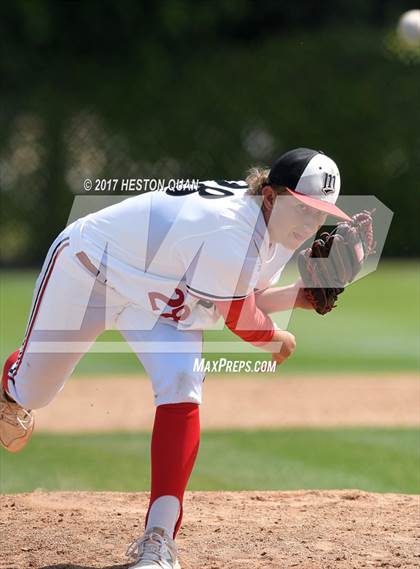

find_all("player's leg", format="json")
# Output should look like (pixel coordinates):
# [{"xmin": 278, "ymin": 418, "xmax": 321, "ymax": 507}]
[
  {"xmin": 1, "ymin": 238, "xmax": 121, "ymax": 452},
  {"xmin": 118, "ymin": 308, "xmax": 204, "ymax": 567},
  {"xmin": 125, "ymin": 400, "xmax": 199, "ymax": 569}
]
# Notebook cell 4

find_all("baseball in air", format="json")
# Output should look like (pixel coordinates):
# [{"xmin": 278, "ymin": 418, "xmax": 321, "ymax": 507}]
[{"xmin": 397, "ymin": 9, "xmax": 420, "ymax": 47}]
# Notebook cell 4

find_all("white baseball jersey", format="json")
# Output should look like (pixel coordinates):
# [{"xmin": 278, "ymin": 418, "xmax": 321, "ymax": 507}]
[{"xmin": 68, "ymin": 181, "xmax": 295, "ymax": 330}]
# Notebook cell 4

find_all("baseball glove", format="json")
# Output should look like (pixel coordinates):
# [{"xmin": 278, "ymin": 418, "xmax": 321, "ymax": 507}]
[{"xmin": 297, "ymin": 210, "xmax": 375, "ymax": 315}]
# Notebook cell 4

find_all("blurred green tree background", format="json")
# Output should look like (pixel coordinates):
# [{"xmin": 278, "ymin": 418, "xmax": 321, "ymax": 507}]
[{"xmin": 0, "ymin": 0, "xmax": 419, "ymax": 265}]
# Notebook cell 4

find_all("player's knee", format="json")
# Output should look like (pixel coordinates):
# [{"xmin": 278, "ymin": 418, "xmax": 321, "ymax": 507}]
[{"xmin": 153, "ymin": 372, "xmax": 203, "ymax": 407}]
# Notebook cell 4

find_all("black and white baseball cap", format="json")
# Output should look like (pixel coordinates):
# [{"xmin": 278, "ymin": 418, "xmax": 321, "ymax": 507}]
[{"xmin": 268, "ymin": 148, "xmax": 351, "ymax": 221}]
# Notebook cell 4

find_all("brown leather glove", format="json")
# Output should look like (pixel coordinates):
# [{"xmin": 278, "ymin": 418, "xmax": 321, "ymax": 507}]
[{"xmin": 297, "ymin": 210, "xmax": 375, "ymax": 315}]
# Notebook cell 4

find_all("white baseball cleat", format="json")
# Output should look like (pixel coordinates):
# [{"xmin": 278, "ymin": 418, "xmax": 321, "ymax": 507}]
[{"xmin": 126, "ymin": 526, "xmax": 182, "ymax": 568}]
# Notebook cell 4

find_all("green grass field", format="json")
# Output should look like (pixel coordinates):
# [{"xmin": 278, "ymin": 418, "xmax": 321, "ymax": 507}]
[
  {"xmin": 1, "ymin": 264, "xmax": 418, "ymax": 496},
  {"xmin": 0, "ymin": 261, "xmax": 418, "ymax": 375},
  {"xmin": 1, "ymin": 429, "xmax": 418, "ymax": 494}
]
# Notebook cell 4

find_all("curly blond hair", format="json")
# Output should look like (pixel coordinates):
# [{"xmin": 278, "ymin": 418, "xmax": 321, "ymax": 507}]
[{"xmin": 245, "ymin": 166, "xmax": 288, "ymax": 196}]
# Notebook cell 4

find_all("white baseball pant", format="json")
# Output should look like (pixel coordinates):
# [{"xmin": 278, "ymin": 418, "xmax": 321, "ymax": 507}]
[{"xmin": 7, "ymin": 225, "xmax": 205, "ymax": 409}]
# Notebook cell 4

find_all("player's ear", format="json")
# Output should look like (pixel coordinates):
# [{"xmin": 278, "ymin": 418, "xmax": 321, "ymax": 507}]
[{"xmin": 261, "ymin": 185, "xmax": 275, "ymax": 213}]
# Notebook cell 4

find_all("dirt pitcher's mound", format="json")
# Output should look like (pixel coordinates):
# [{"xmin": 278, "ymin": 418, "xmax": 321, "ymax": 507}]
[{"xmin": 1, "ymin": 491, "xmax": 418, "ymax": 569}]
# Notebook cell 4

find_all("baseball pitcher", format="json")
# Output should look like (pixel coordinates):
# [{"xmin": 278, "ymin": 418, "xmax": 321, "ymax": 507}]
[{"xmin": 0, "ymin": 148, "xmax": 373, "ymax": 569}]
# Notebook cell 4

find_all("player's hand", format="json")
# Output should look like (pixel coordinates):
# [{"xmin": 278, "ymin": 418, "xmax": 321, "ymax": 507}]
[
  {"xmin": 293, "ymin": 278, "xmax": 313, "ymax": 310},
  {"xmin": 270, "ymin": 330, "xmax": 296, "ymax": 365}
]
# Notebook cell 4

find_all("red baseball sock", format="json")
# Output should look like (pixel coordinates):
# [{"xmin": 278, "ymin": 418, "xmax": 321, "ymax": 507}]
[
  {"xmin": 2, "ymin": 350, "xmax": 19, "ymax": 396},
  {"xmin": 145, "ymin": 402, "xmax": 200, "ymax": 538}
]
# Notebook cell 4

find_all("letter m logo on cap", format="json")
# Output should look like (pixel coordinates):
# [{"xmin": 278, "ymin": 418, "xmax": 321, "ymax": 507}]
[{"xmin": 322, "ymin": 173, "xmax": 336, "ymax": 194}]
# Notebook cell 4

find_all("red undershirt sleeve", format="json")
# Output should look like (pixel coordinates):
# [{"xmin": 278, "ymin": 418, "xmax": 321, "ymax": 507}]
[{"xmin": 213, "ymin": 292, "xmax": 275, "ymax": 346}]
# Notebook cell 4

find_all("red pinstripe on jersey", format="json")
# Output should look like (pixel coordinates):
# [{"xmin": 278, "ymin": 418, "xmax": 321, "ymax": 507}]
[{"xmin": 10, "ymin": 238, "xmax": 70, "ymax": 381}]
